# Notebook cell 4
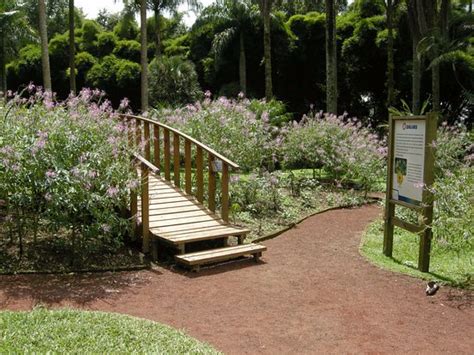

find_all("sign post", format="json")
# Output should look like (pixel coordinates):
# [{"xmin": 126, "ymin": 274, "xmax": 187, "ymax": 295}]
[{"xmin": 383, "ymin": 113, "xmax": 437, "ymax": 272}]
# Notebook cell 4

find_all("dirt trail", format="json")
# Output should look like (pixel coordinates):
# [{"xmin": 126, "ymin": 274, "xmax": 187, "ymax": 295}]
[{"xmin": 1, "ymin": 205, "xmax": 472, "ymax": 353}]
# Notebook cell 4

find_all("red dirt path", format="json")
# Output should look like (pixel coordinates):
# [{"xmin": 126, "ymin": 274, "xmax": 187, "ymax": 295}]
[{"xmin": 1, "ymin": 205, "xmax": 473, "ymax": 353}]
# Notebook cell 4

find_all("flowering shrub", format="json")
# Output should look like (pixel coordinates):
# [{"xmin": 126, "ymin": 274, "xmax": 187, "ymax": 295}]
[
  {"xmin": 281, "ymin": 112, "xmax": 386, "ymax": 193},
  {"xmin": 0, "ymin": 86, "xmax": 137, "ymax": 257},
  {"xmin": 151, "ymin": 94, "xmax": 277, "ymax": 171}
]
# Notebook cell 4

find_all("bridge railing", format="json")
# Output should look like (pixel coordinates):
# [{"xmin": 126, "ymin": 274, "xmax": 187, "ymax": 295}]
[{"xmin": 121, "ymin": 114, "xmax": 239, "ymax": 252}]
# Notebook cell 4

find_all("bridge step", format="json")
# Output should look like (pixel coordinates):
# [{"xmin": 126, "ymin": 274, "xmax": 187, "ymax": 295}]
[{"xmin": 175, "ymin": 243, "xmax": 266, "ymax": 271}]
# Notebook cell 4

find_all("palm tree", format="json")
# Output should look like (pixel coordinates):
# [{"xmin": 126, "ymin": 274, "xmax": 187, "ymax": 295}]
[
  {"xmin": 148, "ymin": 0, "xmax": 200, "ymax": 59},
  {"xmin": 257, "ymin": 0, "xmax": 274, "ymax": 100},
  {"xmin": 140, "ymin": 0, "xmax": 148, "ymax": 111},
  {"xmin": 384, "ymin": 0, "xmax": 401, "ymax": 110},
  {"xmin": 325, "ymin": 0, "xmax": 337, "ymax": 114},
  {"xmin": 407, "ymin": 0, "xmax": 422, "ymax": 114},
  {"xmin": 0, "ymin": 2, "xmax": 19, "ymax": 94},
  {"xmin": 209, "ymin": 0, "xmax": 259, "ymax": 95},
  {"xmin": 38, "ymin": 0, "xmax": 52, "ymax": 92},
  {"xmin": 69, "ymin": 0, "xmax": 76, "ymax": 94}
]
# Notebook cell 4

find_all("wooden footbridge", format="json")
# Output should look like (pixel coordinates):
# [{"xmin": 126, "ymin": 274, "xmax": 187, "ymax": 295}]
[{"xmin": 121, "ymin": 114, "xmax": 266, "ymax": 271}]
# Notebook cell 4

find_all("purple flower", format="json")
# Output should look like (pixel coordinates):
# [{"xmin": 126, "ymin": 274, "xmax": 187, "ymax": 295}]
[
  {"xmin": 44, "ymin": 193, "xmax": 52, "ymax": 201},
  {"xmin": 45, "ymin": 170, "xmax": 57, "ymax": 179},
  {"xmin": 107, "ymin": 186, "xmax": 119, "ymax": 197}
]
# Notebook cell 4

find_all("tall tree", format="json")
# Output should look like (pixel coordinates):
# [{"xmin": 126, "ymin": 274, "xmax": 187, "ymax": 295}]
[
  {"xmin": 69, "ymin": 0, "xmax": 76, "ymax": 93},
  {"xmin": 140, "ymin": 0, "xmax": 148, "ymax": 111},
  {"xmin": 325, "ymin": 0, "xmax": 337, "ymax": 113},
  {"xmin": 257, "ymin": 0, "xmax": 274, "ymax": 100},
  {"xmin": 384, "ymin": 0, "xmax": 401, "ymax": 110},
  {"xmin": 209, "ymin": 0, "xmax": 259, "ymax": 95},
  {"xmin": 407, "ymin": 0, "xmax": 422, "ymax": 114},
  {"xmin": 38, "ymin": 0, "xmax": 52, "ymax": 92}
]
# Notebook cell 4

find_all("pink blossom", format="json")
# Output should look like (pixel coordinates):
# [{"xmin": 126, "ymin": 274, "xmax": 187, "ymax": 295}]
[
  {"xmin": 45, "ymin": 170, "xmax": 57, "ymax": 179},
  {"xmin": 107, "ymin": 186, "xmax": 119, "ymax": 197}
]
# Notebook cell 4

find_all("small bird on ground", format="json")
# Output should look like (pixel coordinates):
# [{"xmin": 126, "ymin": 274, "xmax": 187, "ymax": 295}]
[{"xmin": 426, "ymin": 281, "xmax": 440, "ymax": 296}]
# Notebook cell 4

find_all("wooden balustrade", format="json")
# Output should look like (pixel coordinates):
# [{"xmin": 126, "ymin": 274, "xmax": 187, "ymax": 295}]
[{"xmin": 122, "ymin": 114, "xmax": 239, "ymax": 249}]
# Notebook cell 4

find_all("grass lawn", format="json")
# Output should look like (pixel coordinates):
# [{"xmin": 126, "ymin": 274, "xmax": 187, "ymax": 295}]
[
  {"xmin": 0, "ymin": 308, "xmax": 220, "ymax": 354},
  {"xmin": 360, "ymin": 219, "xmax": 474, "ymax": 289}
]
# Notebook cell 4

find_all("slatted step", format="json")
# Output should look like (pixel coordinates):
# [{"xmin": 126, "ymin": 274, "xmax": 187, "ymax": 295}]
[
  {"xmin": 175, "ymin": 243, "xmax": 266, "ymax": 270},
  {"xmin": 151, "ymin": 225, "xmax": 249, "ymax": 245}
]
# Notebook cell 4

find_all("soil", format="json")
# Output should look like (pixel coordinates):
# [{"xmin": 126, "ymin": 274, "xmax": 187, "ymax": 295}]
[{"xmin": 1, "ymin": 205, "xmax": 472, "ymax": 354}]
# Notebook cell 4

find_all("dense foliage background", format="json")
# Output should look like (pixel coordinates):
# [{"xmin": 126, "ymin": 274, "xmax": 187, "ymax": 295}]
[{"xmin": 2, "ymin": 0, "xmax": 473, "ymax": 126}]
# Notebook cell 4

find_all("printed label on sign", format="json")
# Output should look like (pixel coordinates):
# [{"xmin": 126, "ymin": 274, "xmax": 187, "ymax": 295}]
[{"xmin": 392, "ymin": 120, "xmax": 426, "ymax": 206}]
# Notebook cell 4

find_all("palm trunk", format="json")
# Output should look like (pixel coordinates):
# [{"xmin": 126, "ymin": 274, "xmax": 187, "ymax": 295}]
[
  {"xmin": 239, "ymin": 31, "xmax": 247, "ymax": 95},
  {"xmin": 325, "ymin": 0, "xmax": 337, "ymax": 114},
  {"xmin": 412, "ymin": 37, "xmax": 421, "ymax": 114},
  {"xmin": 69, "ymin": 0, "xmax": 76, "ymax": 94},
  {"xmin": 262, "ymin": 0, "xmax": 273, "ymax": 100},
  {"xmin": 386, "ymin": 0, "xmax": 395, "ymax": 110},
  {"xmin": 140, "ymin": 0, "xmax": 148, "ymax": 112},
  {"xmin": 0, "ymin": 25, "xmax": 6, "ymax": 95},
  {"xmin": 38, "ymin": 0, "xmax": 52, "ymax": 92},
  {"xmin": 154, "ymin": 9, "xmax": 161, "ymax": 58}
]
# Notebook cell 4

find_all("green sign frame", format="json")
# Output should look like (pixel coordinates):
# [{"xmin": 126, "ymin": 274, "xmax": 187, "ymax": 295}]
[{"xmin": 383, "ymin": 113, "xmax": 437, "ymax": 272}]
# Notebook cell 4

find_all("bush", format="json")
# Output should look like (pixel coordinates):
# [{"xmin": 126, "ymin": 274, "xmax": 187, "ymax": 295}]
[
  {"xmin": 281, "ymin": 112, "xmax": 385, "ymax": 193},
  {"xmin": 113, "ymin": 40, "xmax": 141, "ymax": 63},
  {"xmin": 95, "ymin": 32, "xmax": 118, "ymax": 57},
  {"xmin": 0, "ymin": 87, "xmax": 137, "ymax": 258},
  {"xmin": 151, "ymin": 95, "xmax": 276, "ymax": 171},
  {"xmin": 148, "ymin": 56, "xmax": 202, "ymax": 107}
]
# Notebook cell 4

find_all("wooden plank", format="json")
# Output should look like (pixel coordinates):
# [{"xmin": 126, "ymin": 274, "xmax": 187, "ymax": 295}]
[
  {"xmin": 141, "ymin": 165, "xmax": 150, "ymax": 253},
  {"xmin": 163, "ymin": 128, "xmax": 171, "ymax": 181},
  {"xmin": 196, "ymin": 146, "xmax": 203, "ymax": 203},
  {"xmin": 148, "ymin": 204, "xmax": 198, "ymax": 213},
  {"xmin": 160, "ymin": 225, "xmax": 248, "ymax": 238},
  {"xmin": 208, "ymin": 153, "xmax": 216, "ymax": 212},
  {"xmin": 144, "ymin": 122, "xmax": 150, "ymax": 161},
  {"xmin": 175, "ymin": 244, "xmax": 266, "ymax": 266},
  {"xmin": 185, "ymin": 139, "xmax": 192, "ymax": 195},
  {"xmin": 150, "ymin": 210, "xmax": 211, "ymax": 221},
  {"xmin": 383, "ymin": 115, "xmax": 395, "ymax": 257},
  {"xmin": 135, "ymin": 118, "xmax": 142, "ymax": 149},
  {"xmin": 173, "ymin": 132, "xmax": 180, "ymax": 187},
  {"xmin": 167, "ymin": 228, "xmax": 249, "ymax": 243},
  {"xmin": 153, "ymin": 125, "xmax": 160, "ymax": 171},
  {"xmin": 149, "ymin": 215, "xmax": 216, "ymax": 228},
  {"xmin": 151, "ymin": 220, "xmax": 225, "ymax": 234},
  {"xmin": 221, "ymin": 163, "xmax": 229, "ymax": 222},
  {"xmin": 181, "ymin": 243, "xmax": 265, "ymax": 260},
  {"xmin": 393, "ymin": 217, "xmax": 424, "ymax": 234}
]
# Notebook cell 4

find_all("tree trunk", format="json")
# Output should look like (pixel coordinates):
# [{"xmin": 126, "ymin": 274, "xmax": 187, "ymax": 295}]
[
  {"xmin": 140, "ymin": 0, "xmax": 148, "ymax": 112},
  {"xmin": 0, "ymin": 25, "xmax": 6, "ymax": 95},
  {"xmin": 239, "ymin": 31, "xmax": 247, "ymax": 95},
  {"xmin": 412, "ymin": 37, "xmax": 421, "ymax": 114},
  {"xmin": 431, "ymin": 63, "xmax": 440, "ymax": 113},
  {"xmin": 262, "ymin": 0, "xmax": 273, "ymax": 100},
  {"xmin": 154, "ymin": 9, "xmax": 161, "ymax": 58},
  {"xmin": 69, "ymin": 0, "xmax": 76, "ymax": 94},
  {"xmin": 325, "ymin": 0, "xmax": 337, "ymax": 114},
  {"xmin": 386, "ymin": 0, "xmax": 396, "ymax": 110},
  {"xmin": 38, "ymin": 0, "xmax": 52, "ymax": 92}
]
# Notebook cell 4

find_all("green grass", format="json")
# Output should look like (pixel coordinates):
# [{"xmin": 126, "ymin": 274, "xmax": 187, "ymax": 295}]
[
  {"xmin": 360, "ymin": 219, "xmax": 474, "ymax": 288},
  {"xmin": 0, "ymin": 308, "xmax": 220, "ymax": 354}
]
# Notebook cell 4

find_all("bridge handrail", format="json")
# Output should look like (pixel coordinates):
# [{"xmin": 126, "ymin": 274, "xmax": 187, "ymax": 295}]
[
  {"xmin": 121, "ymin": 114, "xmax": 240, "ymax": 169},
  {"xmin": 122, "ymin": 113, "xmax": 236, "ymax": 253}
]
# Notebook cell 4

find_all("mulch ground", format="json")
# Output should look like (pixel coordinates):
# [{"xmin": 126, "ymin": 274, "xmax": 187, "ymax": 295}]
[{"xmin": 1, "ymin": 205, "xmax": 472, "ymax": 354}]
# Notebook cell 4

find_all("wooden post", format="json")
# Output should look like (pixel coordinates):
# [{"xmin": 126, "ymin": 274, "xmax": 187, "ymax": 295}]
[
  {"xmin": 185, "ymin": 140, "xmax": 192, "ymax": 195},
  {"xmin": 153, "ymin": 125, "xmax": 160, "ymax": 171},
  {"xmin": 221, "ymin": 163, "xmax": 229, "ymax": 222},
  {"xmin": 163, "ymin": 128, "xmax": 171, "ymax": 181},
  {"xmin": 135, "ymin": 118, "xmax": 142, "ymax": 149},
  {"xmin": 127, "ymin": 118, "xmax": 134, "ymax": 148},
  {"xmin": 208, "ymin": 153, "xmax": 216, "ymax": 212},
  {"xmin": 173, "ymin": 132, "xmax": 180, "ymax": 187},
  {"xmin": 418, "ymin": 112, "xmax": 437, "ymax": 272},
  {"xmin": 196, "ymin": 146, "xmax": 204, "ymax": 203},
  {"xmin": 383, "ymin": 115, "xmax": 395, "ymax": 257},
  {"xmin": 144, "ymin": 122, "xmax": 150, "ymax": 161},
  {"xmin": 141, "ymin": 163, "xmax": 150, "ymax": 253}
]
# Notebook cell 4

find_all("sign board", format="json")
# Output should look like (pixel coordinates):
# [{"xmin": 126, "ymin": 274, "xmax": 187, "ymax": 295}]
[
  {"xmin": 391, "ymin": 119, "xmax": 426, "ymax": 206},
  {"xmin": 383, "ymin": 114, "xmax": 437, "ymax": 272}
]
